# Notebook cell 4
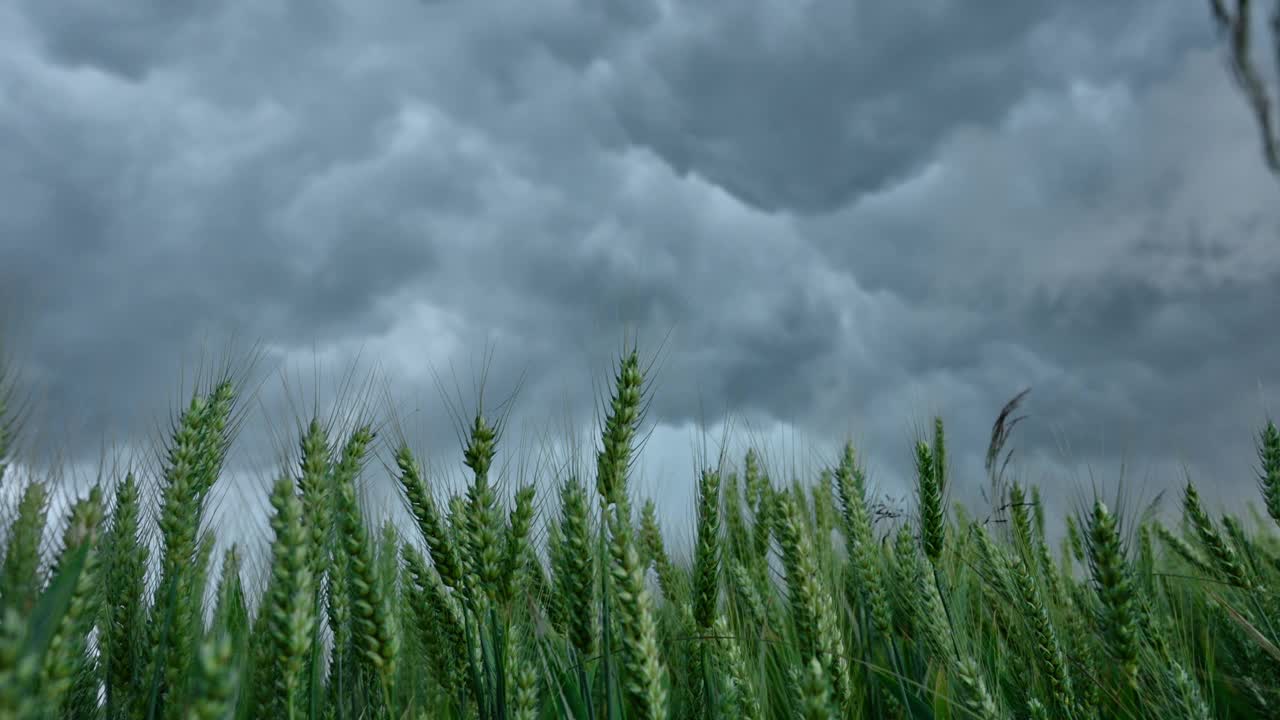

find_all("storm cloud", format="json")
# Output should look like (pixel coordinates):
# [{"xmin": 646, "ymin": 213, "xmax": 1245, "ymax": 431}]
[{"xmin": 1, "ymin": 0, "xmax": 1277, "ymax": 538}]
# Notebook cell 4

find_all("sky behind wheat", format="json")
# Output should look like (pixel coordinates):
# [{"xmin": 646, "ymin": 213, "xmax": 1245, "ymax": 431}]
[{"xmin": 2, "ymin": 0, "xmax": 1279, "ymax": 540}]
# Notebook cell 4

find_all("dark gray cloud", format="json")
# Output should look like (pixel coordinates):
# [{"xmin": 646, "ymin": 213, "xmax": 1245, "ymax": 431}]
[
  {"xmin": 16, "ymin": 0, "xmax": 220, "ymax": 80},
  {"xmin": 0, "ymin": 0, "xmax": 1276, "ymax": 539},
  {"xmin": 603, "ymin": 1, "xmax": 1210, "ymax": 213}
]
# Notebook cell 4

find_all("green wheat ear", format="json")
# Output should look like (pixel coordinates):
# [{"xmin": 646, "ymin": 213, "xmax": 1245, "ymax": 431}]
[
  {"xmin": 953, "ymin": 657, "xmax": 1002, "ymax": 720},
  {"xmin": 261, "ymin": 473, "xmax": 316, "ymax": 720},
  {"xmin": 501, "ymin": 483, "xmax": 537, "ymax": 607},
  {"xmin": 595, "ymin": 349, "xmax": 643, "ymax": 509},
  {"xmin": 402, "ymin": 542, "xmax": 467, "ymax": 705},
  {"xmin": 686, "ymin": 467, "xmax": 723, "ymax": 713},
  {"xmin": 596, "ymin": 347, "xmax": 666, "ymax": 720},
  {"xmin": 831, "ymin": 442, "xmax": 892, "ymax": 640},
  {"xmin": 711, "ymin": 613, "xmax": 757, "ymax": 720},
  {"xmin": 1182, "ymin": 481, "xmax": 1251, "ymax": 590},
  {"xmin": 211, "ymin": 545, "xmax": 248, "ymax": 646},
  {"xmin": 638, "ymin": 498, "xmax": 677, "ymax": 600},
  {"xmin": 0, "ymin": 607, "xmax": 37, "ymax": 718},
  {"xmin": 1085, "ymin": 498, "xmax": 1139, "ymax": 689},
  {"xmin": 463, "ymin": 412, "xmax": 503, "ymax": 607},
  {"xmin": 1064, "ymin": 515, "xmax": 1086, "ymax": 564},
  {"xmin": 1258, "ymin": 419, "xmax": 1280, "ymax": 528},
  {"xmin": 102, "ymin": 471, "xmax": 150, "ymax": 720},
  {"xmin": 395, "ymin": 442, "xmax": 464, "ymax": 591},
  {"xmin": 773, "ymin": 491, "xmax": 850, "ymax": 713},
  {"xmin": 916, "ymin": 440, "xmax": 945, "ymax": 566},
  {"xmin": 504, "ymin": 623, "xmax": 538, "ymax": 720},
  {"xmin": 1009, "ymin": 554, "xmax": 1075, "ymax": 716},
  {"xmin": 189, "ymin": 627, "xmax": 240, "ymax": 717},
  {"xmin": 333, "ymin": 426, "xmax": 399, "ymax": 686},
  {"xmin": 40, "ymin": 485, "xmax": 106, "ymax": 713},
  {"xmin": 605, "ymin": 508, "xmax": 668, "ymax": 720},
  {"xmin": 296, "ymin": 417, "xmax": 333, "ymax": 600},
  {"xmin": 554, "ymin": 473, "xmax": 597, "ymax": 659},
  {"xmin": 799, "ymin": 657, "xmax": 835, "ymax": 720},
  {"xmin": 151, "ymin": 381, "xmax": 235, "ymax": 720},
  {"xmin": 0, "ymin": 481, "xmax": 50, "ymax": 619},
  {"xmin": 692, "ymin": 468, "xmax": 722, "ymax": 632}
]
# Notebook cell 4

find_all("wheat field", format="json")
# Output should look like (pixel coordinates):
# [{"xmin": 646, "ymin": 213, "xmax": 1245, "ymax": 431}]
[{"xmin": 0, "ymin": 346, "xmax": 1278, "ymax": 719}]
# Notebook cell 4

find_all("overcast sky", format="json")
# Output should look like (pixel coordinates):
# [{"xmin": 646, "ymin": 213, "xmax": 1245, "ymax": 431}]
[{"xmin": 2, "ymin": 0, "xmax": 1279, "ymax": 545}]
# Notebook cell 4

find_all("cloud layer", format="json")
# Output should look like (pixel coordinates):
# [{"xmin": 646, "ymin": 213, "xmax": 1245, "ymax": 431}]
[{"xmin": 2, "ymin": 0, "xmax": 1277, "ymax": 534}]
